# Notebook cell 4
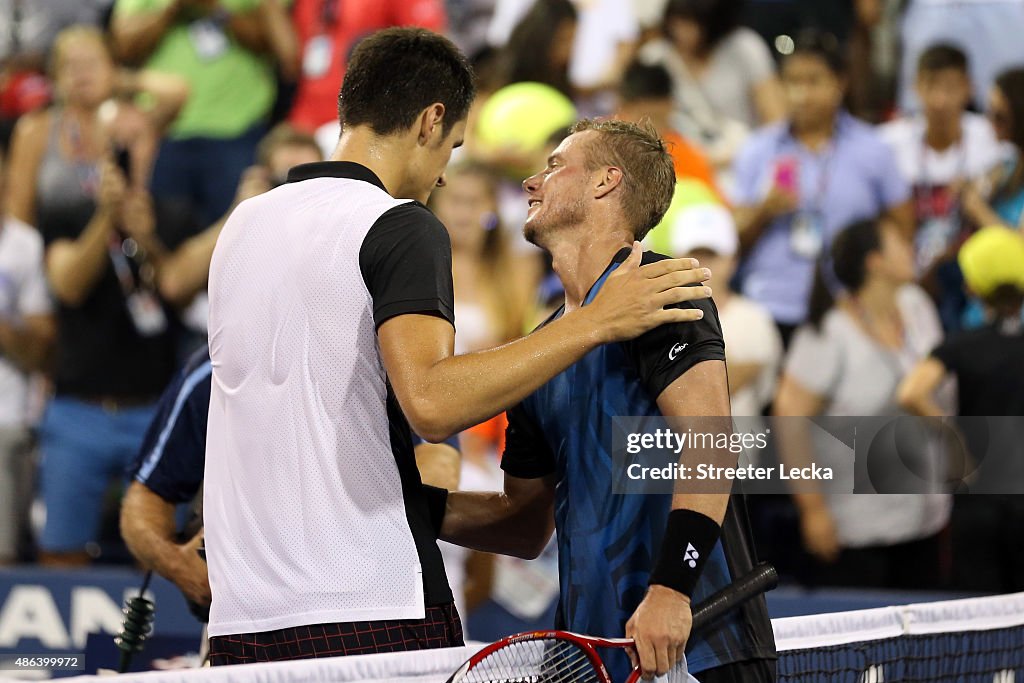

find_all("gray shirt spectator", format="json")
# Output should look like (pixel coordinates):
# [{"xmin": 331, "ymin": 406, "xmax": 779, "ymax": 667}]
[
  {"xmin": 775, "ymin": 218, "xmax": 952, "ymax": 590},
  {"xmin": 640, "ymin": 27, "xmax": 779, "ymax": 132}
]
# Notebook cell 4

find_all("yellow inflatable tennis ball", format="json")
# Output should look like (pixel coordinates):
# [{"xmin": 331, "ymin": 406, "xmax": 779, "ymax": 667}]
[
  {"xmin": 958, "ymin": 225, "xmax": 1024, "ymax": 298},
  {"xmin": 644, "ymin": 178, "xmax": 723, "ymax": 255},
  {"xmin": 475, "ymin": 82, "xmax": 577, "ymax": 159}
]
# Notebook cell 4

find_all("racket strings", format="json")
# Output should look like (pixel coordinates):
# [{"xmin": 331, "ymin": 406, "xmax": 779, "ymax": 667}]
[{"xmin": 462, "ymin": 638, "xmax": 604, "ymax": 683}]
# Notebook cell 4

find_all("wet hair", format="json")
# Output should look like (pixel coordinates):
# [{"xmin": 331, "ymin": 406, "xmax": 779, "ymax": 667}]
[
  {"xmin": 338, "ymin": 28, "xmax": 475, "ymax": 137},
  {"xmin": 807, "ymin": 220, "xmax": 881, "ymax": 329},
  {"xmin": 569, "ymin": 118, "xmax": 676, "ymax": 241}
]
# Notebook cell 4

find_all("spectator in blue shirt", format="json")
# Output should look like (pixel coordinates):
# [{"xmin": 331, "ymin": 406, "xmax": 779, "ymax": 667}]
[{"xmin": 732, "ymin": 30, "xmax": 913, "ymax": 345}]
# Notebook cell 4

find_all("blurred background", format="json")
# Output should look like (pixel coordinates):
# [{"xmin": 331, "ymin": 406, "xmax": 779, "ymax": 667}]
[{"xmin": 0, "ymin": 0, "xmax": 1023, "ymax": 673}]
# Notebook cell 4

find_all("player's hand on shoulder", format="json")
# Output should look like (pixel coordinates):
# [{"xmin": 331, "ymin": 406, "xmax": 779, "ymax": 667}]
[
  {"xmin": 585, "ymin": 242, "xmax": 712, "ymax": 344},
  {"xmin": 625, "ymin": 584, "xmax": 692, "ymax": 680}
]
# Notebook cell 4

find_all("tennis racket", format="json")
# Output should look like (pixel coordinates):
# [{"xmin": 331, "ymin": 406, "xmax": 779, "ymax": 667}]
[{"xmin": 447, "ymin": 562, "xmax": 777, "ymax": 683}]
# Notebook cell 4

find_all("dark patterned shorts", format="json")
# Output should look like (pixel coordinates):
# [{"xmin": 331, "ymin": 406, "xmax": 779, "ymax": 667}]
[{"xmin": 208, "ymin": 602, "xmax": 463, "ymax": 665}]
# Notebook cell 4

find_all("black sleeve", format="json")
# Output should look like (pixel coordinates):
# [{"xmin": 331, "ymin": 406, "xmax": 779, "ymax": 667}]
[
  {"xmin": 359, "ymin": 202, "xmax": 455, "ymax": 328},
  {"xmin": 500, "ymin": 403, "xmax": 557, "ymax": 479},
  {"xmin": 623, "ymin": 289, "xmax": 726, "ymax": 400}
]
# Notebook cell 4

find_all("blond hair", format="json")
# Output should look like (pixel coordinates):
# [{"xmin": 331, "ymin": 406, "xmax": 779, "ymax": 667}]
[
  {"xmin": 569, "ymin": 118, "xmax": 676, "ymax": 241},
  {"xmin": 50, "ymin": 25, "xmax": 111, "ymax": 77}
]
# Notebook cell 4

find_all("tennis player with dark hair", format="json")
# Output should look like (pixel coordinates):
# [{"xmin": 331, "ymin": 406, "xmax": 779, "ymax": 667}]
[
  {"xmin": 203, "ymin": 28, "xmax": 714, "ymax": 665},
  {"xmin": 440, "ymin": 120, "xmax": 777, "ymax": 682}
]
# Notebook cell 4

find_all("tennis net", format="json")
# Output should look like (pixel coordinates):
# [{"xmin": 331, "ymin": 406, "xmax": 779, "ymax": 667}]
[
  {"xmin": 23, "ymin": 592, "xmax": 1023, "ymax": 683},
  {"xmin": 774, "ymin": 591, "xmax": 1024, "ymax": 682}
]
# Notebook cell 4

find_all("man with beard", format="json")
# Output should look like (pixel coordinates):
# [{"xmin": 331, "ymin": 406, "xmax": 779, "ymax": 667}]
[
  {"xmin": 202, "ymin": 28, "xmax": 714, "ymax": 664},
  {"xmin": 438, "ymin": 120, "xmax": 777, "ymax": 682}
]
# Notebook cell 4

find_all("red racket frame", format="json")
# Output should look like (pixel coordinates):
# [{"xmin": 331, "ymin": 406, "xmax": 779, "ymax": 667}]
[
  {"xmin": 448, "ymin": 630, "xmax": 641, "ymax": 683},
  {"xmin": 447, "ymin": 563, "xmax": 779, "ymax": 683}
]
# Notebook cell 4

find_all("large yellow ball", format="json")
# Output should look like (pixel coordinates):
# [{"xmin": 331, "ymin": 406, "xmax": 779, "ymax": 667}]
[
  {"xmin": 475, "ymin": 82, "xmax": 577, "ymax": 158},
  {"xmin": 959, "ymin": 225, "xmax": 1024, "ymax": 297}
]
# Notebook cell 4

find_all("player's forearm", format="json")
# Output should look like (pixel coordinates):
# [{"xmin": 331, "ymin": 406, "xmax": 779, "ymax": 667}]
[
  {"xmin": 120, "ymin": 483, "xmax": 190, "ymax": 581},
  {"xmin": 405, "ymin": 312, "xmax": 602, "ymax": 441},
  {"xmin": 440, "ymin": 491, "xmax": 553, "ymax": 559}
]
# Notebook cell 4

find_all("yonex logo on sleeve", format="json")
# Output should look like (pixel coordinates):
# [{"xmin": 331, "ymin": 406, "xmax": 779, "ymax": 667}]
[
  {"xmin": 668, "ymin": 343, "xmax": 689, "ymax": 361},
  {"xmin": 684, "ymin": 543, "xmax": 699, "ymax": 569}
]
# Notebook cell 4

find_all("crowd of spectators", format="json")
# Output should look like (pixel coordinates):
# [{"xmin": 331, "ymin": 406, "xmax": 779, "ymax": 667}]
[{"xmin": 1, "ymin": 0, "xmax": 1023, "ymax": 607}]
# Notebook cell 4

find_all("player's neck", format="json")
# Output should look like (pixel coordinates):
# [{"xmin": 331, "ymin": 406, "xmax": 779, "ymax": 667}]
[
  {"xmin": 548, "ymin": 229, "xmax": 634, "ymax": 312},
  {"xmin": 330, "ymin": 128, "xmax": 413, "ymax": 199}
]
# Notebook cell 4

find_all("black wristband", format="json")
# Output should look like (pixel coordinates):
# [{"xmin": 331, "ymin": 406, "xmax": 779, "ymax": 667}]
[
  {"xmin": 422, "ymin": 484, "xmax": 449, "ymax": 538},
  {"xmin": 649, "ymin": 509, "xmax": 722, "ymax": 598}
]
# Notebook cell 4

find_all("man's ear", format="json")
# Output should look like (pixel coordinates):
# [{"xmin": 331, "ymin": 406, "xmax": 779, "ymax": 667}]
[
  {"xmin": 594, "ymin": 166, "xmax": 624, "ymax": 200},
  {"xmin": 417, "ymin": 103, "xmax": 447, "ymax": 146}
]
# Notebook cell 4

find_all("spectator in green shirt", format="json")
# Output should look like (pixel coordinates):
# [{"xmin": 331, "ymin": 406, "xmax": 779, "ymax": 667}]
[{"xmin": 111, "ymin": 0, "xmax": 295, "ymax": 226}]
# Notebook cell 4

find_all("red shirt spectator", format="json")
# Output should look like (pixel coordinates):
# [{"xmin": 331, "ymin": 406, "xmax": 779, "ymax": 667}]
[{"xmin": 289, "ymin": 0, "xmax": 447, "ymax": 131}]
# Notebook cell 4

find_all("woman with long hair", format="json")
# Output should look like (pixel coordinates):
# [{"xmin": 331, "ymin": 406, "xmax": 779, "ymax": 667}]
[
  {"xmin": 639, "ymin": 0, "xmax": 784, "ymax": 173},
  {"xmin": 774, "ymin": 218, "xmax": 951, "ymax": 589},
  {"xmin": 961, "ymin": 68, "xmax": 1024, "ymax": 230},
  {"xmin": 431, "ymin": 161, "xmax": 533, "ymax": 353},
  {"xmin": 494, "ymin": 0, "xmax": 577, "ymax": 96},
  {"xmin": 5, "ymin": 26, "xmax": 187, "ymax": 565}
]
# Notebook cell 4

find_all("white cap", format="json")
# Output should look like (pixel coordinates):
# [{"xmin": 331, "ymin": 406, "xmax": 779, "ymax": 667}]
[{"xmin": 669, "ymin": 203, "xmax": 739, "ymax": 257}]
